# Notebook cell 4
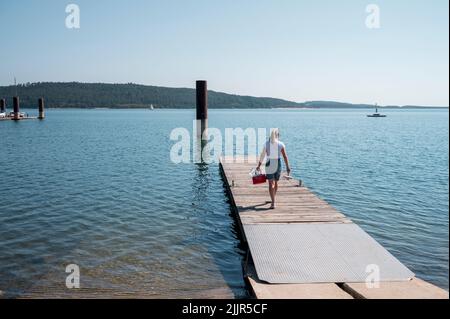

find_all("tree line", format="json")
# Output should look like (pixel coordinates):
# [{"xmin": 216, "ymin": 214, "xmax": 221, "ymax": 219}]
[{"xmin": 0, "ymin": 82, "xmax": 301, "ymax": 109}]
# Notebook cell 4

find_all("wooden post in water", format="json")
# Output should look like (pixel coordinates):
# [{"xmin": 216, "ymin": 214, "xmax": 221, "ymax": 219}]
[
  {"xmin": 38, "ymin": 98, "xmax": 45, "ymax": 119},
  {"xmin": 13, "ymin": 97, "xmax": 20, "ymax": 120},
  {"xmin": 0, "ymin": 99, "xmax": 5, "ymax": 114},
  {"xmin": 196, "ymin": 80, "xmax": 208, "ymax": 139}
]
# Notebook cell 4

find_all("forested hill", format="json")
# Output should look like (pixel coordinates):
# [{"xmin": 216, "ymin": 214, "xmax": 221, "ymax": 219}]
[
  {"xmin": 0, "ymin": 82, "xmax": 302, "ymax": 109},
  {"xmin": 0, "ymin": 82, "xmax": 446, "ymax": 109}
]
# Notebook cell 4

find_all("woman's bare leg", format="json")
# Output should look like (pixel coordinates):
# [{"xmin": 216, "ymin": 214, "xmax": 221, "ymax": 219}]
[
  {"xmin": 272, "ymin": 180, "xmax": 278, "ymax": 208},
  {"xmin": 274, "ymin": 180, "xmax": 279, "ymax": 198},
  {"xmin": 269, "ymin": 180, "xmax": 275, "ymax": 208}
]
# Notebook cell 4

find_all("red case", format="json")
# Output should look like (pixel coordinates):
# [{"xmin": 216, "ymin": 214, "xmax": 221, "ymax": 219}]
[{"xmin": 252, "ymin": 174, "xmax": 267, "ymax": 185}]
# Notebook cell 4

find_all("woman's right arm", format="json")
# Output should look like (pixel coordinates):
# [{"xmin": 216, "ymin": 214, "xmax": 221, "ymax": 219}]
[{"xmin": 281, "ymin": 147, "xmax": 291, "ymax": 175}]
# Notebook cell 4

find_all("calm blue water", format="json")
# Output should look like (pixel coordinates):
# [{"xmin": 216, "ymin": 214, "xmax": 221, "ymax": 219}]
[{"xmin": 0, "ymin": 108, "xmax": 448, "ymax": 298}]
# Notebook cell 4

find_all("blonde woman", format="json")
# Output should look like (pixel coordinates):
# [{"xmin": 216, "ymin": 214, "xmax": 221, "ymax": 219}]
[{"xmin": 256, "ymin": 129, "xmax": 291, "ymax": 209}]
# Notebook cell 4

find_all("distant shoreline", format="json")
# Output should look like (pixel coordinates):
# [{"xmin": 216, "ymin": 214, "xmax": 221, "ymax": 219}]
[
  {"xmin": 13, "ymin": 106, "xmax": 449, "ymax": 110},
  {"xmin": 0, "ymin": 82, "xmax": 448, "ymax": 110}
]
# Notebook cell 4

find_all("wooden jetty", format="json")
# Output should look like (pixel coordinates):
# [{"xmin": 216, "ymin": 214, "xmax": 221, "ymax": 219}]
[
  {"xmin": 219, "ymin": 156, "xmax": 448, "ymax": 299},
  {"xmin": 0, "ymin": 97, "xmax": 44, "ymax": 121}
]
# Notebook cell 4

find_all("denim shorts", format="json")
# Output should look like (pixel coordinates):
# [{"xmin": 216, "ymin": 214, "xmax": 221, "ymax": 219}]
[{"xmin": 265, "ymin": 159, "xmax": 282, "ymax": 181}]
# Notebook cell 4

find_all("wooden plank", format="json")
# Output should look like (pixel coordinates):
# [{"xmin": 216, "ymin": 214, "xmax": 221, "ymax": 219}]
[
  {"xmin": 244, "ymin": 260, "xmax": 353, "ymax": 299},
  {"xmin": 233, "ymin": 193, "xmax": 325, "ymax": 199},
  {"xmin": 234, "ymin": 200, "xmax": 331, "ymax": 208},
  {"xmin": 241, "ymin": 214, "xmax": 348, "ymax": 219},
  {"xmin": 238, "ymin": 205, "xmax": 334, "ymax": 210},
  {"xmin": 231, "ymin": 188, "xmax": 312, "ymax": 194},
  {"xmin": 239, "ymin": 210, "xmax": 346, "ymax": 216},
  {"xmin": 342, "ymin": 279, "xmax": 449, "ymax": 299},
  {"xmin": 232, "ymin": 192, "xmax": 318, "ymax": 198},
  {"xmin": 247, "ymin": 277, "xmax": 353, "ymax": 299},
  {"xmin": 241, "ymin": 213, "xmax": 347, "ymax": 219},
  {"xmin": 240, "ymin": 211, "xmax": 346, "ymax": 216}
]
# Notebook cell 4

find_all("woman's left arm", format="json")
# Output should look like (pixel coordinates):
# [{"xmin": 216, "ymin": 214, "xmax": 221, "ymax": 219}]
[{"xmin": 281, "ymin": 147, "xmax": 291, "ymax": 175}]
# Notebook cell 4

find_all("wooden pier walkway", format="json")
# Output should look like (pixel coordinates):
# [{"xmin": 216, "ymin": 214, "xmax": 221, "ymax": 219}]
[{"xmin": 219, "ymin": 156, "xmax": 448, "ymax": 299}]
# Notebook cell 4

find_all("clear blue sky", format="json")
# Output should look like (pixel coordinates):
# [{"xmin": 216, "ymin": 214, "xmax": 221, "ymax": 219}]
[{"xmin": 0, "ymin": 0, "xmax": 448, "ymax": 106}]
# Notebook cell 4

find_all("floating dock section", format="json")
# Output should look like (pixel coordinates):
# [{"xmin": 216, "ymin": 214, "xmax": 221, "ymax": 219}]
[
  {"xmin": 0, "ymin": 97, "xmax": 44, "ymax": 121},
  {"xmin": 219, "ymin": 156, "xmax": 448, "ymax": 299}
]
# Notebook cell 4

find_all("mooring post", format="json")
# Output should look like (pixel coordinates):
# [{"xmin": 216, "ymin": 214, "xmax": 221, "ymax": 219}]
[
  {"xmin": 38, "ymin": 98, "xmax": 45, "ymax": 119},
  {"xmin": 0, "ymin": 99, "xmax": 5, "ymax": 114},
  {"xmin": 13, "ymin": 97, "xmax": 20, "ymax": 120},
  {"xmin": 196, "ymin": 80, "xmax": 208, "ymax": 139}
]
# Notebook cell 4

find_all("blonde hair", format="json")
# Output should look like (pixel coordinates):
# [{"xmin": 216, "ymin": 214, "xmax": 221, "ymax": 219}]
[{"xmin": 270, "ymin": 129, "xmax": 280, "ymax": 143}]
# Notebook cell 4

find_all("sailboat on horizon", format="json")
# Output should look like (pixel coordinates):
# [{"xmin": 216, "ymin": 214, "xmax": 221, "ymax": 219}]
[{"xmin": 367, "ymin": 103, "xmax": 387, "ymax": 118}]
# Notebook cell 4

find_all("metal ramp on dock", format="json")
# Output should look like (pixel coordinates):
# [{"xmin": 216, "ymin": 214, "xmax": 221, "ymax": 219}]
[{"xmin": 244, "ymin": 223, "xmax": 414, "ymax": 284}]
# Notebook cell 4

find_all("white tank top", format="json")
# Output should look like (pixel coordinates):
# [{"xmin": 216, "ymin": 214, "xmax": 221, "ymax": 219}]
[{"xmin": 265, "ymin": 140, "xmax": 285, "ymax": 160}]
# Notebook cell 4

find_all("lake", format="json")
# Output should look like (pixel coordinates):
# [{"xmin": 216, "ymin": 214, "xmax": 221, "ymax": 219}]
[{"xmin": 0, "ymin": 108, "xmax": 448, "ymax": 298}]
